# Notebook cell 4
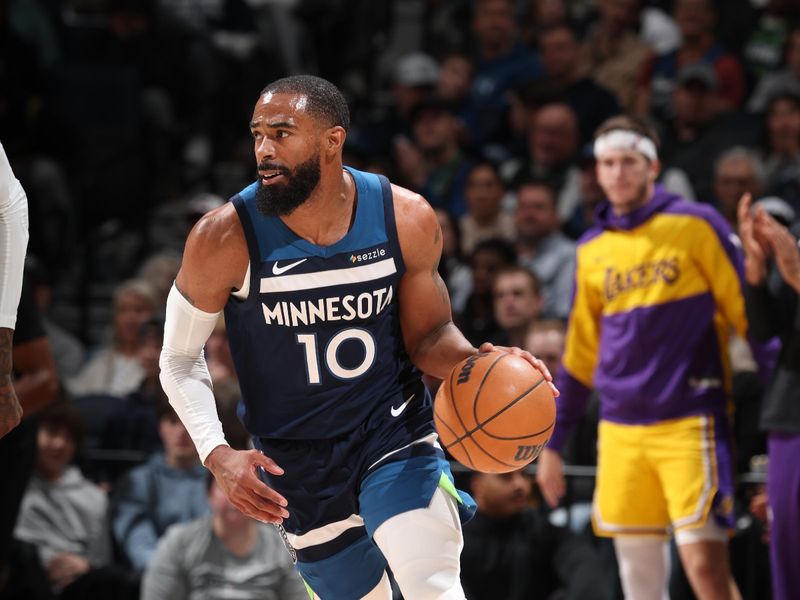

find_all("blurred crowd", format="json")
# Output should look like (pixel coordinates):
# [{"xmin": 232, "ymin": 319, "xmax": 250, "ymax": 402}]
[{"xmin": 2, "ymin": 0, "xmax": 800, "ymax": 598}]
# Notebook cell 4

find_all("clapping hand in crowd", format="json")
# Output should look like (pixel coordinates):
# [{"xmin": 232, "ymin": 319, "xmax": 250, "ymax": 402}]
[{"xmin": 738, "ymin": 193, "xmax": 800, "ymax": 293}]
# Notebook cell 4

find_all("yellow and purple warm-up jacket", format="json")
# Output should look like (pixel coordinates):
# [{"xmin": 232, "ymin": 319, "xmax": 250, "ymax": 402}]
[{"xmin": 549, "ymin": 186, "xmax": 761, "ymax": 451}]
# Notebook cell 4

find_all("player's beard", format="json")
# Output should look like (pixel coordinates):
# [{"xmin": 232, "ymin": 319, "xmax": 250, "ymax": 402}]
[
  {"xmin": 609, "ymin": 179, "xmax": 651, "ymax": 214},
  {"xmin": 630, "ymin": 180, "xmax": 650, "ymax": 210},
  {"xmin": 255, "ymin": 152, "xmax": 321, "ymax": 217}
]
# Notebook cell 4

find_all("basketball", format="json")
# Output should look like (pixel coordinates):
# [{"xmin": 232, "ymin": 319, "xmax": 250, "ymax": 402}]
[{"xmin": 434, "ymin": 351, "xmax": 556, "ymax": 473}]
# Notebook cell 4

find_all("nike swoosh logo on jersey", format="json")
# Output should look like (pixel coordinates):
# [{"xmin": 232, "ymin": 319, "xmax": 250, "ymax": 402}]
[
  {"xmin": 390, "ymin": 394, "xmax": 415, "ymax": 417},
  {"xmin": 272, "ymin": 258, "xmax": 307, "ymax": 275}
]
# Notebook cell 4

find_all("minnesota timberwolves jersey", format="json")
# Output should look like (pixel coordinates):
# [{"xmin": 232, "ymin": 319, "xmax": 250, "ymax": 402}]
[{"xmin": 224, "ymin": 167, "xmax": 423, "ymax": 440}]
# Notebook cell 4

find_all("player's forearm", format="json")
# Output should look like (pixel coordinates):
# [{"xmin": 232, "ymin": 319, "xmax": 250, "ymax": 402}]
[
  {"xmin": 409, "ymin": 321, "xmax": 477, "ymax": 380},
  {"xmin": 160, "ymin": 285, "xmax": 228, "ymax": 463},
  {"xmin": 547, "ymin": 369, "xmax": 593, "ymax": 452}
]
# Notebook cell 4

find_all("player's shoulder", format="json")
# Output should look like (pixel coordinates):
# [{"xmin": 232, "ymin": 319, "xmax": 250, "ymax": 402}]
[
  {"xmin": 660, "ymin": 197, "xmax": 734, "ymax": 236},
  {"xmin": 389, "ymin": 182, "xmax": 437, "ymax": 227},
  {"xmin": 661, "ymin": 196, "xmax": 714, "ymax": 219},
  {"xmin": 186, "ymin": 202, "xmax": 246, "ymax": 258},
  {"xmin": 388, "ymin": 183, "xmax": 440, "ymax": 269}
]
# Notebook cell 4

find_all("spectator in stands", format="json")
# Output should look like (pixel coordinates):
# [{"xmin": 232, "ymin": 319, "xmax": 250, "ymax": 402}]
[
  {"xmin": 520, "ymin": 0, "xmax": 570, "ymax": 49},
  {"xmin": 563, "ymin": 146, "xmax": 604, "ymax": 239},
  {"xmin": 435, "ymin": 209, "xmax": 472, "ymax": 316},
  {"xmin": 538, "ymin": 23, "xmax": 620, "ymax": 143},
  {"xmin": 742, "ymin": 1, "xmax": 799, "ymax": 87},
  {"xmin": 749, "ymin": 24, "xmax": 800, "ymax": 113},
  {"xmin": 514, "ymin": 179, "xmax": 576, "ymax": 319},
  {"xmin": 760, "ymin": 91, "xmax": 800, "ymax": 212},
  {"xmin": 456, "ymin": 239, "xmax": 517, "ymax": 346},
  {"xmin": 660, "ymin": 63, "xmax": 759, "ymax": 202},
  {"xmin": 739, "ymin": 192, "xmax": 800, "ymax": 600},
  {"xmin": 524, "ymin": 320, "xmax": 566, "ymax": 386},
  {"xmin": 492, "ymin": 266, "xmax": 544, "ymax": 348},
  {"xmin": 15, "ymin": 401, "xmax": 136, "ymax": 600},
  {"xmin": 627, "ymin": 0, "xmax": 682, "ymax": 56},
  {"xmin": 141, "ymin": 475, "xmax": 306, "ymax": 600},
  {"xmin": 436, "ymin": 52, "xmax": 474, "ymax": 114},
  {"xmin": 580, "ymin": 0, "xmax": 653, "ymax": 112},
  {"xmin": 136, "ymin": 252, "xmax": 181, "ymax": 312},
  {"xmin": 712, "ymin": 147, "xmax": 765, "ymax": 229},
  {"xmin": 112, "ymin": 397, "xmax": 209, "ymax": 571},
  {"xmin": 461, "ymin": 468, "xmax": 607, "ymax": 600},
  {"xmin": 502, "ymin": 102, "xmax": 582, "ymax": 222},
  {"xmin": 368, "ymin": 53, "xmax": 439, "ymax": 159},
  {"xmin": 463, "ymin": 0, "xmax": 542, "ymax": 149},
  {"xmin": 66, "ymin": 279, "xmax": 158, "ymax": 398},
  {"xmin": 642, "ymin": 0, "xmax": 746, "ymax": 121},
  {"xmin": 393, "ymin": 95, "xmax": 473, "ymax": 218},
  {"xmin": 459, "ymin": 162, "xmax": 515, "ymax": 255},
  {"xmin": 25, "ymin": 256, "xmax": 86, "ymax": 381},
  {"xmin": 99, "ymin": 317, "xmax": 168, "ymax": 484}
]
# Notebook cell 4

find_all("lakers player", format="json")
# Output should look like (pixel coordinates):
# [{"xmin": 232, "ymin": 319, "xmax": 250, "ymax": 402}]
[
  {"xmin": 159, "ymin": 75, "xmax": 554, "ymax": 600},
  {"xmin": 537, "ymin": 115, "xmax": 755, "ymax": 600}
]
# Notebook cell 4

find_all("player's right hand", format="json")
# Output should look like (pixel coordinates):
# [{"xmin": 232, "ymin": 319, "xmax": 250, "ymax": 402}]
[
  {"xmin": 205, "ymin": 445, "xmax": 290, "ymax": 524},
  {"xmin": 536, "ymin": 448, "xmax": 566, "ymax": 508}
]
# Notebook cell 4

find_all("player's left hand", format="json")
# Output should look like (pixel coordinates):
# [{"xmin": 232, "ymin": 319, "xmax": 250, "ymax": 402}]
[{"xmin": 479, "ymin": 342, "xmax": 559, "ymax": 397}]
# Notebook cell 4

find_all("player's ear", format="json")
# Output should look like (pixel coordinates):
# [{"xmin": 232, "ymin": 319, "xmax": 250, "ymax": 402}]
[
  {"xmin": 648, "ymin": 158, "xmax": 662, "ymax": 184},
  {"xmin": 325, "ymin": 126, "xmax": 346, "ymax": 156}
]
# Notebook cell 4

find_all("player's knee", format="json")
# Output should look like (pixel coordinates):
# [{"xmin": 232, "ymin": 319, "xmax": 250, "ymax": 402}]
[
  {"xmin": 390, "ymin": 557, "xmax": 463, "ymax": 600},
  {"xmin": 373, "ymin": 488, "xmax": 466, "ymax": 600}
]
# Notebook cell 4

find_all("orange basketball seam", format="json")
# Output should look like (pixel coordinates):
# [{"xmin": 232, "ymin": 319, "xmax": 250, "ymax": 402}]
[
  {"xmin": 470, "ymin": 352, "xmax": 508, "ymax": 432},
  {"xmin": 446, "ymin": 359, "xmax": 475, "ymax": 469},
  {"xmin": 458, "ymin": 433, "xmax": 525, "ymax": 470},
  {"xmin": 482, "ymin": 418, "xmax": 555, "ymax": 441},
  {"xmin": 454, "ymin": 375, "xmax": 548, "ymax": 446},
  {"xmin": 433, "ymin": 407, "xmax": 459, "ymax": 443}
]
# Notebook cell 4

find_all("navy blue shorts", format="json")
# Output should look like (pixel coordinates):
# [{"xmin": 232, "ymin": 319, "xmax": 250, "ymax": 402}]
[{"xmin": 253, "ymin": 383, "xmax": 475, "ymax": 599}]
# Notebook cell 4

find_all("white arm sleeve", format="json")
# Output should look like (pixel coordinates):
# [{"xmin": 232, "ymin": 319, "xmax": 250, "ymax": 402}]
[
  {"xmin": 159, "ymin": 284, "xmax": 229, "ymax": 463},
  {"xmin": 0, "ymin": 142, "xmax": 29, "ymax": 329}
]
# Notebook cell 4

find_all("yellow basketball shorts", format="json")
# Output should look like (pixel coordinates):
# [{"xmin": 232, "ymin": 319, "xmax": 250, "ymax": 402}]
[{"xmin": 592, "ymin": 414, "xmax": 735, "ymax": 538}]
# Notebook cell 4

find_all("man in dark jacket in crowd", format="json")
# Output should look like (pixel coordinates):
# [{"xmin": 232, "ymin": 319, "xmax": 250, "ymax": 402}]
[{"xmin": 460, "ymin": 468, "xmax": 608, "ymax": 600}]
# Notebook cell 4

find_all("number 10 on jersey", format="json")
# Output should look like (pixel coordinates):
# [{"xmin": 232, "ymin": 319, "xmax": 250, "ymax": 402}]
[{"xmin": 296, "ymin": 328, "xmax": 377, "ymax": 384}]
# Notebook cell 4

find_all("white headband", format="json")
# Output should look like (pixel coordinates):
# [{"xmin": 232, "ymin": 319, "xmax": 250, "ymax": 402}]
[{"xmin": 593, "ymin": 130, "xmax": 658, "ymax": 161}]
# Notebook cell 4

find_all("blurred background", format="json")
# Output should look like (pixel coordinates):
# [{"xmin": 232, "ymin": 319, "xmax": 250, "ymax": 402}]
[{"xmin": 2, "ymin": 0, "xmax": 798, "ymax": 598}]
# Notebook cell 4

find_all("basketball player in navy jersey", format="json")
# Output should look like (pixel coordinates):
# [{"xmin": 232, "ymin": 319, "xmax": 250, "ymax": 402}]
[{"xmin": 160, "ymin": 75, "xmax": 555, "ymax": 600}]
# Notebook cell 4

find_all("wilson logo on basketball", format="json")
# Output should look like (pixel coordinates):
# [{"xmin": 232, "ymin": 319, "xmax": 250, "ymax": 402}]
[
  {"xmin": 514, "ymin": 444, "xmax": 545, "ymax": 462},
  {"xmin": 456, "ymin": 354, "xmax": 480, "ymax": 384}
]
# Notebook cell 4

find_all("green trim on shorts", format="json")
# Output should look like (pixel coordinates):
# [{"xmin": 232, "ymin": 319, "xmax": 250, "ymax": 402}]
[
  {"xmin": 438, "ymin": 471, "xmax": 463, "ymax": 504},
  {"xmin": 301, "ymin": 576, "xmax": 315, "ymax": 600}
]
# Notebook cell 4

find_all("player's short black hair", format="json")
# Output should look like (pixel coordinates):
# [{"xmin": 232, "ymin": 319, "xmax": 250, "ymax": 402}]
[{"xmin": 260, "ymin": 75, "xmax": 350, "ymax": 132}]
